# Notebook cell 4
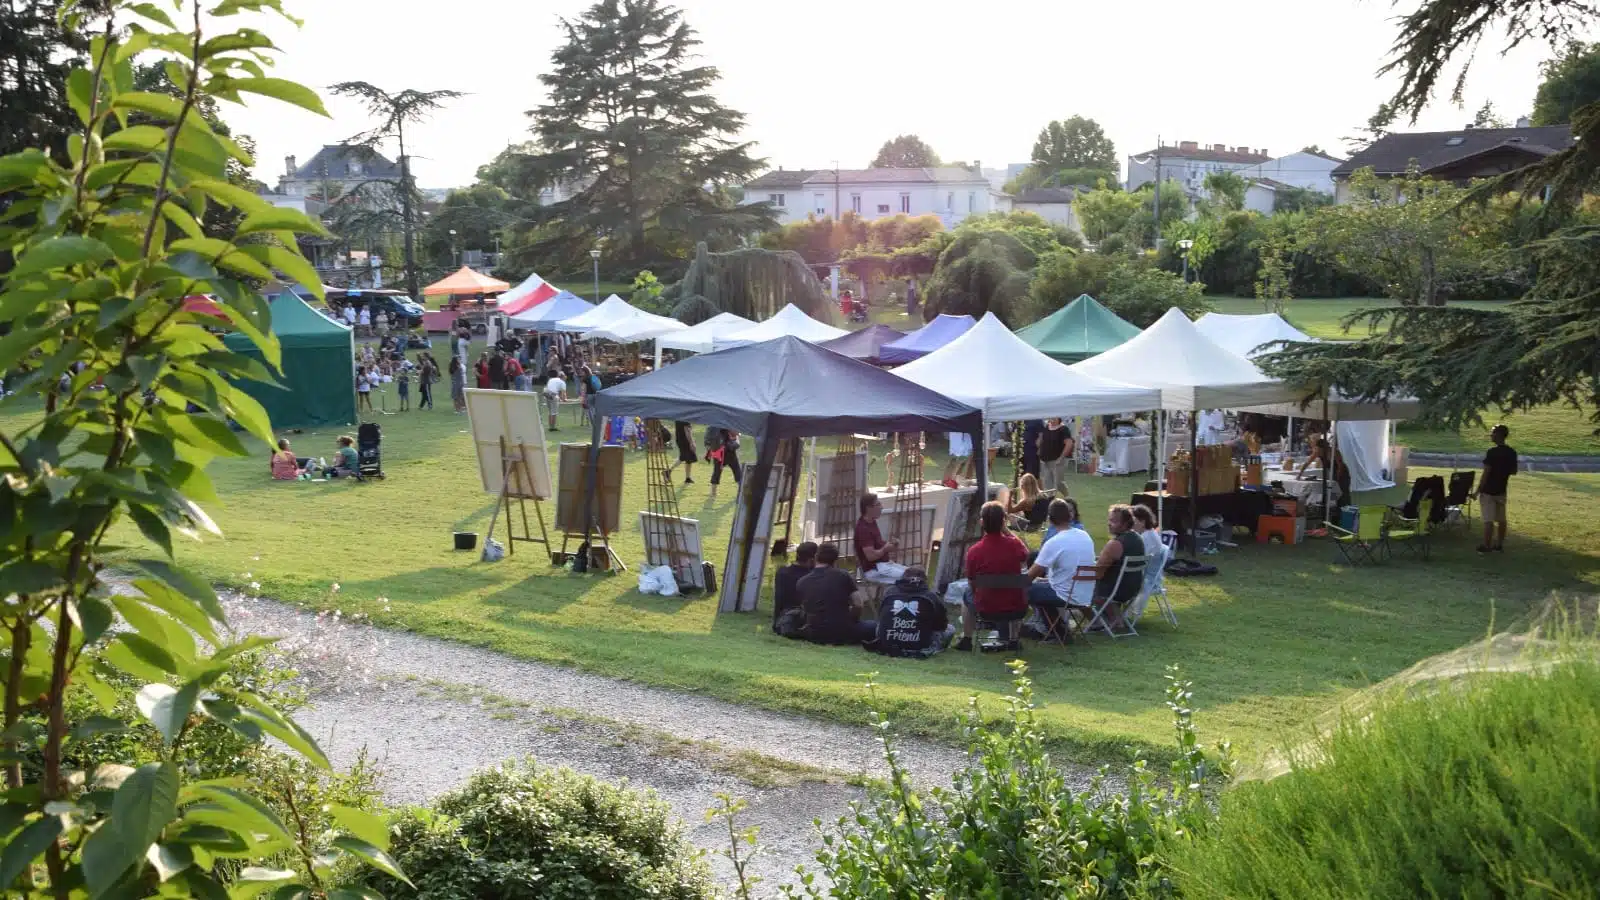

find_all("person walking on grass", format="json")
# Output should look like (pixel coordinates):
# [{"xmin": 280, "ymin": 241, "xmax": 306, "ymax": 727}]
[
  {"xmin": 705, "ymin": 427, "xmax": 741, "ymax": 500},
  {"xmin": 449, "ymin": 356, "xmax": 468, "ymax": 413},
  {"xmin": 396, "ymin": 362, "xmax": 410, "ymax": 412},
  {"xmin": 1476, "ymin": 424, "xmax": 1518, "ymax": 554},
  {"xmin": 666, "ymin": 420, "xmax": 698, "ymax": 485},
  {"xmin": 356, "ymin": 365, "xmax": 373, "ymax": 412},
  {"xmin": 417, "ymin": 354, "xmax": 437, "ymax": 410}
]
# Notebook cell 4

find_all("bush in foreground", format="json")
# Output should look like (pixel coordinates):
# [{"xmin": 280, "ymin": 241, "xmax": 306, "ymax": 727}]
[
  {"xmin": 782, "ymin": 663, "xmax": 1229, "ymax": 899},
  {"xmin": 376, "ymin": 761, "xmax": 717, "ymax": 900},
  {"xmin": 1162, "ymin": 657, "xmax": 1600, "ymax": 899}
]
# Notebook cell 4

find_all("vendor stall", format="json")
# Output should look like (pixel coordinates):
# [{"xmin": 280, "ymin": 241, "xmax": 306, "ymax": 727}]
[
  {"xmin": 1016, "ymin": 293, "xmax": 1140, "ymax": 364},
  {"xmin": 554, "ymin": 294, "xmax": 635, "ymax": 333},
  {"xmin": 496, "ymin": 272, "xmax": 560, "ymax": 316},
  {"xmin": 423, "ymin": 265, "xmax": 509, "ymax": 300},
  {"xmin": 508, "ymin": 291, "xmax": 594, "ymax": 332},
  {"xmin": 591, "ymin": 336, "xmax": 983, "ymax": 612},
  {"xmin": 878, "ymin": 314, "xmax": 976, "ymax": 364},
  {"xmin": 656, "ymin": 312, "xmax": 755, "ymax": 355}
]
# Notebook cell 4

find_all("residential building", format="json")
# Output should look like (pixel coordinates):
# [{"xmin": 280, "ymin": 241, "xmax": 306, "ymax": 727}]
[
  {"xmin": 996, "ymin": 187, "xmax": 1080, "ymax": 232},
  {"xmin": 1330, "ymin": 124, "xmax": 1574, "ymax": 203},
  {"xmin": 1125, "ymin": 141, "xmax": 1271, "ymax": 194},
  {"xmin": 744, "ymin": 166, "xmax": 996, "ymax": 226},
  {"xmin": 275, "ymin": 144, "xmax": 403, "ymax": 199},
  {"xmin": 256, "ymin": 192, "xmax": 327, "ymax": 218},
  {"xmin": 1236, "ymin": 149, "xmax": 1343, "ymax": 195}
]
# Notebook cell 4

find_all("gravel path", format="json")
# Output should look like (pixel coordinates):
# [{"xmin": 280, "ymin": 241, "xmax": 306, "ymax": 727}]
[{"xmin": 221, "ymin": 593, "xmax": 1102, "ymax": 894}]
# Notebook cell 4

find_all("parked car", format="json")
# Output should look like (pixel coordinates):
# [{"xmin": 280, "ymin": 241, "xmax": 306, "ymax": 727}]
[{"xmin": 326, "ymin": 289, "xmax": 426, "ymax": 329}]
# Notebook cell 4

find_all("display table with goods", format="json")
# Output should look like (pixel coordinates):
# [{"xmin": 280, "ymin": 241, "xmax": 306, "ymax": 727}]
[
  {"xmin": 1131, "ymin": 490, "xmax": 1276, "ymax": 541},
  {"xmin": 1101, "ymin": 434, "xmax": 1151, "ymax": 475}
]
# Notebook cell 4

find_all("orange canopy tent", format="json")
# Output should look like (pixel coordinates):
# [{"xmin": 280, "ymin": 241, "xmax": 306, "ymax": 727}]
[{"xmin": 422, "ymin": 266, "xmax": 510, "ymax": 298}]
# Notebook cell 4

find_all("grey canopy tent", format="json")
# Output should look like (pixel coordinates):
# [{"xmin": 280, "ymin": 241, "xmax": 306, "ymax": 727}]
[{"xmin": 589, "ymin": 335, "xmax": 984, "ymax": 610}]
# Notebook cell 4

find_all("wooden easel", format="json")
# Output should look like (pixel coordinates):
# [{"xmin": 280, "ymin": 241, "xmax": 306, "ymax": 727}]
[
  {"xmin": 558, "ymin": 452, "xmax": 626, "ymax": 572},
  {"xmin": 484, "ymin": 436, "xmax": 551, "ymax": 556}
]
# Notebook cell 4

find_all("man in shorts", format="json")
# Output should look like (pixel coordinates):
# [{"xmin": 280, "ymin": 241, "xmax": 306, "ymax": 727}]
[{"xmin": 1475, "ymin": 424, "xmax": 1517, "ymax": 554}]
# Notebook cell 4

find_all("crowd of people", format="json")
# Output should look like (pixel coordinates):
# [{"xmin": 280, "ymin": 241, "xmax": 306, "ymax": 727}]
[{"xmin": 767, "ymin": 486, "xmax": 1164, "ymax": 657}]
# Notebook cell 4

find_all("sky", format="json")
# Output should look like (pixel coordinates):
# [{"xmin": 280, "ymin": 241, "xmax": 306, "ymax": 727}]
[{"xmin": 228, "ymin": 0, "xmax": 1580, "ymax": 191}]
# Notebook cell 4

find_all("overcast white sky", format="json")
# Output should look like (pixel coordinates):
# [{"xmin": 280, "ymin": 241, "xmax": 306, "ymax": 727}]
[{"xmin": 228, "ymin": 0, "xmax": 1575, "ymax": 190}]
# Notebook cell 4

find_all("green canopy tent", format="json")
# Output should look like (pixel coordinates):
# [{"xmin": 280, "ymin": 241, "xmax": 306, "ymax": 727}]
[
  {"xmin": 222, "ymin": 292, "xmax": 356, "ymax": 429},
  {"xmin": 1016, "ymin": 293, "xmax": 1141, "ymax": 363}
]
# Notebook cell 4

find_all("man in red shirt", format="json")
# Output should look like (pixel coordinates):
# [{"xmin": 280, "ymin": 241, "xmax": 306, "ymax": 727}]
[
  {"xmin": 855, "ymin": 494, "xmax": 904, "ymax": 586},
  {"xmin": 958, "ymin": 501, "xmax": 1030, "ymax": 651}
]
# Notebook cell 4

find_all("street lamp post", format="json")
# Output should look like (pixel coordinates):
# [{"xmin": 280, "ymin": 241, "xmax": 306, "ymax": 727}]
[
  {"xmin": 449, "ymin": 229, "xmax": 458, "ymax": 267},
  {"xmin": 1177, "ymin": 238, "xmax": 1194, "ymax": 282},
  {"xmin": 589, "ymin": 248, "xmax": 601, "ymax": 302}
]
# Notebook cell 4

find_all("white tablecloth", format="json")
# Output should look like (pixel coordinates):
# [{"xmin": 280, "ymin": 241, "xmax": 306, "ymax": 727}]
[{"xmin": 1102, "ymin": 436, "xmax": 1150, "ymax": 474}]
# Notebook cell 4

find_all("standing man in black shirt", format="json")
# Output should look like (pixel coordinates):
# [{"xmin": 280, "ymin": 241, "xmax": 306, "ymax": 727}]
[{"xmin": 1476, "ymin": 424, "xmax": 1518, "ymax": 554}]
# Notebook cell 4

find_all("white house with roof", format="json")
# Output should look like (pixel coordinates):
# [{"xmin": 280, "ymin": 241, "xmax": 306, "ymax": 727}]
[
  {"xmin": 744, "ymin": 166, "xmax": 997, "ymax": 226},
  {"xmin": 275, "ymin": 144, "xmax": 403, "ymax": 199},
  {"xmin": 1125, "ymin": 141, "xmax": 1272, "ymax": 195},
  {"xmin": 995, "ymin": 187, "xmax": 1081, "ymax": 232},
  {"xmin": 1236, "ymin": 149, "xmax": 1343, "ymax": 195}
]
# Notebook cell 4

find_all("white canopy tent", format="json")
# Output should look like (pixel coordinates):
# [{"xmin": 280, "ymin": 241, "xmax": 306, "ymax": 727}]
[
  {"xmin": 554, "ymin": 294, "xmax": 633, "ymax": 333},
  {"xmin": 655, "ymin": 312, "xmax": 755, "ymax": 355},
  {"xmin": 1072, "ymin": 308, "xmax": 1302, "ymax": 410},
  {"xmin": 582, "ymin": 310, "xmax": 688, "ymax": 367},
  {"xmin": 712, "ymin": 304, "xmax": 847, "ymax": 351},
  {"xmin": 1195, "ymin": 311, "xmax": 1418, "ymax": 491},
  {"xmin": 892, "ymin": 313, "xmax": 1161, "ymax": 419}
]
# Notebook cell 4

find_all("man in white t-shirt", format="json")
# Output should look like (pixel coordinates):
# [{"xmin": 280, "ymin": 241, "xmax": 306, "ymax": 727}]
[
  {"xmin": 342, "ymin": 304, "xmax": 357, "ymax": 327},
  {"xmin": 357, "ymin": 306, "xmax": 371, "ymax": 336},
  {"xmin": 1026, "ymin": 499, "xmax": 1097, "ymax": 630},
  {"xmin": 543, "ymin": 374, "xmax": 566, "ymax": 431}
]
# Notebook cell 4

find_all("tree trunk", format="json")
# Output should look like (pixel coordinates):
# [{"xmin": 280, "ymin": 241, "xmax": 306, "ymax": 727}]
[{"xmin": 399, "ymin": 125, "xmax": 419, "ymax": 302}]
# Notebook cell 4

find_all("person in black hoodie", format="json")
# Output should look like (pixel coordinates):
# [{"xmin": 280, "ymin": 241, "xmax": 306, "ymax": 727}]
[{"xmin": 875, "ymin": 566, "xmax": 953, "ymax": 658}]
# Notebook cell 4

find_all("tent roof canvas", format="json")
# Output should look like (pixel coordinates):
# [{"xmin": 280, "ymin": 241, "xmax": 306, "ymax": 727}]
[
  {"xmin": 582, "ymin": 309, "xmax": 688, "ymax": 343},
  {"xmin": 554, "ymin": 294, "xmax": 634, "ymax": 333},
  {"xmin": 893, "ymin": 313, "xmax": 1161, "ymax": 419},
  {"xmin": 1016, "ymin": 294, "xmax": 1141, "ymax": 363},
  {"xmin": 423, "ymin": 265, "xmax": 509, "ymax": 297},
  {"xmin": 496, "ymin": 272, "xmax": 559, "ymax": 315},
  {"xmin": 1070, "ymin": 307, "xmax": 1301, "ymax": 410},
  {"xmin": 594, "ymin": 334, "xmax": 981, "ymax": 440},
  {"xmin": 879, "ymin": 314, "xmax": 976, "ymax": 364},
  {"xmin": 816, "ymin": 323, "xmax": 907, "ymax": 364},
  {"xmin": 1195, "ymin": 312, "xmax": 1421, "ymax": 420},
  {"xmin": 655, "ymin": 312, "xmax": 756, "ymax": 353},
  {"xmin": 508, "ymin": 291, "xmax": 594, "ymax": 331},
  {"xmin": 222, "ymin": 290, "xmax": 353, "ymax": 351},
  {"xmin": 713, "ymin": 304, "xmax": 847, "ymax": 351}
]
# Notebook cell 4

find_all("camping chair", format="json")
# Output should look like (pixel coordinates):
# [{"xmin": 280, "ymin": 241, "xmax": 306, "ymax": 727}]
[
  {"xmin": 1085, "ymin": 555, "xmax": 1146, "ymax": 638},
  {"xmin": 1387, "ymin": 498, "xmax": 1434, "ymax": 560},
  {"xmin": 1328, "ymin": 505, "xmax": 1388, "ymax": 565},
  {"xmin": 1444, "ymin": 471, "xmax": 1476, "ymax": 529},
  {"xmin": 1034, "ymin": 565, "xmax": 1098, "ymax": 645},
  {"xmin": 965, "ymin": 574, "xmax": 1032, "ymax": 653}
]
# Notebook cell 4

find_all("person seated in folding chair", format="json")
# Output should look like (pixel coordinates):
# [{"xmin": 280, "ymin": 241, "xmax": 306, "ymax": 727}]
[
  {"xmin": 956, "ymin": 501, "xmax": 1031, "ymax": 652},
  {"xmin": 1089, "ymin": 505, "xmax": 1145, "ymax": 633},
  {"xmin": 855, "ymin": 494, "xmax": 906, "ymax": 587},
  {"xmin": 1025, "ymin": 499, "xmax": 1097, "ymax": 641}
]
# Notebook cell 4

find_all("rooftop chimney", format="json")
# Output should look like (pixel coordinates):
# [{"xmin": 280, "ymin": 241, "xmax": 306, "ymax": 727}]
[
  {"xmin": 1212, "ymin": 143, "xmax": 1227, "ymax": 151},
  {"xmin": 1179, "ymin": 140, "xmax": 1199, "ymax": 151},
  {"xmin": 1516, "ymin": 115, "xmax": 1531, "ymax": 128},
  {"xmin": 1259, "ymin": 148, "xmax": 1268, "ymax": 157},
  {"xmin": 973, "ymin": 158, "xmax": 982, "ymax": 173},
  {"xmin": 285, "ymin": 154, "xmax": 297, "ymax": 177}
]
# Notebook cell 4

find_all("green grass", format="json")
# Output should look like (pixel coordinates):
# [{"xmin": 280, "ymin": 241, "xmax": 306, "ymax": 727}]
[
  {"xmin": 550, "ymin": 281, "xmax": 634, "ymax": 301},
  {"xmin": 9, "ymin": 388, "xmax": 1595, "ymax": 768},
  {"xmin": 1205, "ymin": 296, "xmax": 1508, "ymax": 340}
]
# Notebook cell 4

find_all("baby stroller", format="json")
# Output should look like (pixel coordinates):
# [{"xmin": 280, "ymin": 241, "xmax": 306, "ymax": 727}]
[{"xmin": 357, "ymin": 422, "xmax": 385, "ymax": 480}]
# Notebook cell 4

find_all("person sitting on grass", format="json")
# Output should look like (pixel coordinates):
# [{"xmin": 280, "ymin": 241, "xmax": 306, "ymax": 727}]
[
  {"xmin": 957, "ymin": 501, "xmax": 1030, "ymax": 652},
  {"xmin": 772, "ymin": 541, "xmax": 817, "ymax": 636},
  {"xmin": 270, "ymin": 438, "xmax": 307, "ymax": 480},
  {"xmin": 328, "ymin": 435, "xmax": 362, "ymax": 480},
  {"xmin": 875, "ymin": 565, "xmax": 953, "ymax": 658},
  {"xmin": 797, "ymin": 543, "xmax": 876, "ymax": 646}
]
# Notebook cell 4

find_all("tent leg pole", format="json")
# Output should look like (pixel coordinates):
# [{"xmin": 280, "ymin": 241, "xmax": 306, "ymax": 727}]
[
  {"xmin": 1189, "ymin": 409, "xmax": 1198, "ymax": 553},
  {"xmin": 581, "ymin": 414, "xmax": 604, "ymax": 551}
]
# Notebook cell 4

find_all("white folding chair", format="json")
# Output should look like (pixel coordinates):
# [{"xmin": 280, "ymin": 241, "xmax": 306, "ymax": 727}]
[
  {"xmin": 1127, "ymin": 541, "xmax": 1165, "ymax": 626},
  {"xmin": 1085, "ymin": 554, "xmax": 1146, "ymax": 638}
]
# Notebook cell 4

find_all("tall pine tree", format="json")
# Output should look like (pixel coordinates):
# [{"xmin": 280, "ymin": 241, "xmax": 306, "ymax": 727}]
[
  {"xmin": 0, "ymin": 0, "xmax": 99, "ymax": 161},
  {"xmin": 511, "ymin": 0, "xmax": 772, "ymax": 270}
]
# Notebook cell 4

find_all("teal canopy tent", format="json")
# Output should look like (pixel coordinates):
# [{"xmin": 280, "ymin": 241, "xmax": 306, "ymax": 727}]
[
  {"xmin": 222, "ymin": 292, "xmax": 356, "ymax": 429},
  {"xmin": 1016, "ymin": 293, "xmax": 1141, "ymax": 363}
]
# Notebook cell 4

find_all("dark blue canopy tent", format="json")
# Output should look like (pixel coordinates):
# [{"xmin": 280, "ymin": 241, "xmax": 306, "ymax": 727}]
[
  {"xmin": 589, "ymin": 335, "xmax": 984, "ymax": 611},
  {"xmin": 878, "ymin": 314, "xmax": 977, "ymax": 364},
  {"xmin": 815, "ymin": 323, "xmax": 907, "ymax": 366}
]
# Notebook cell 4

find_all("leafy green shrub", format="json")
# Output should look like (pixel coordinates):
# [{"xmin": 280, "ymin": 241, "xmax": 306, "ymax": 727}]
[
  {"xmin": 1101, "ymin": 261, "xmax": 1211, "ymax": 327},
  {"xmin": 377, "ymin": 761, "xmax": 717, "ymax": 900},
  {"xmin": 783, "ymin": 664, "xmax": 1228, "ymax": 899},
  {"xmin": 1162, "ymin": 659, "xmax": 1600, "ymax": 899}
]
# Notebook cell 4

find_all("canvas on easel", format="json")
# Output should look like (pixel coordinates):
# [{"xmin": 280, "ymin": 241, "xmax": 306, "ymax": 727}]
[
  {"xmin": 465, "ymin": 389, "xmax": 552, "ymax": 556},
  {"xmin": 720, "ymin": 463, "xmax": 783, "ymax": 613},
  {"xmin": 554, "ymin": 442, "xmax": 625, "ymax": 569}
]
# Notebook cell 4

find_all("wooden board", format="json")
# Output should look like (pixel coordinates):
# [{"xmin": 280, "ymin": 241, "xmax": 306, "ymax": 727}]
[
  {"xmin": 720, "ymin": 464, "xmax": 783, "ymax": 614},
  {"xmin": 555, "ymin": 442, "xmax": 624, "ymax": 534},
  {"xmin": 933, "ymin": 486, "xmax": 984, "ymax": 593},
  {"xmin": 638, "ymin": 511, "xmax": 706, "ymax": 591},
  {"xmin": 465, "ymin": 389, "xmax": 552, "ymax": 499}
]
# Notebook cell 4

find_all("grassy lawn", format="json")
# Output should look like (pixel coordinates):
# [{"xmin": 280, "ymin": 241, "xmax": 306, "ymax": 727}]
[
  {"xmin": 7, "ymin": 384, "xmax": 1594, "ymax": 768},
  {"xmin": 551, "ymin": 281, "xmax": 634, "ymax": 301}
]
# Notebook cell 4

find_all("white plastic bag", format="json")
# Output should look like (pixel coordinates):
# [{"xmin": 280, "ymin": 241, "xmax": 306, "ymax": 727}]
[
  {"xmin": 638, "ymin": 564, "xmax": 679, "ymax": 596},
  {"xmin": 481, "ymin": 538, "xmax": 505, "ymax": 562}
]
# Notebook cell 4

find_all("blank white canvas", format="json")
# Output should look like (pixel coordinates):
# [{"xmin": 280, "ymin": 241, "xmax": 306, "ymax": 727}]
[{"xmin": 465, "ymin": 389, "xmax": 553, "ymax": 500}]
